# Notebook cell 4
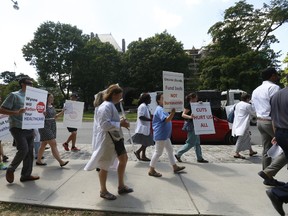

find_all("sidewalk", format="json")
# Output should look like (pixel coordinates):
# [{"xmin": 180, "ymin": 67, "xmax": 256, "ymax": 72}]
[{"xmin": 0, "ymin": 143, "xmax": 288, "ymax": 215}]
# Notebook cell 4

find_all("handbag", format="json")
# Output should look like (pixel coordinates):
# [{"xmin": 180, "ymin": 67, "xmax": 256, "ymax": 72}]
[
  {"xmin": 227, "ymin": 105, "xmax": 236, "ymax": 123},
  {"xmin": 182, "ymin": 120, "xmax": 194, "ymax": 132},
  {"xmin": 108, "ymin": 132, "xmax": 124, "ymax": 145}
]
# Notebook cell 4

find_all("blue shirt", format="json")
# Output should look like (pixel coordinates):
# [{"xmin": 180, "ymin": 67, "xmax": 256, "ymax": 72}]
[
  {"xmin": 152, "ymin": 105, "xmax": 172, "ymax": 141},
  {"xmin": 1, "ymin": 90, "xmax": 25, "ymax": 129}
]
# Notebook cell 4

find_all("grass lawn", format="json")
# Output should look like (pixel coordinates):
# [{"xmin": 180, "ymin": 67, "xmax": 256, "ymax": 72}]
[{"xmin": 57, "ymin": 111, "xmax": 137, "ymax": 122}]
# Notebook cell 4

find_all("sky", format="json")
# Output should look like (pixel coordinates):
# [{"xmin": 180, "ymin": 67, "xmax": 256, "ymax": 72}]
[{"xmin": 1, "ymin": 0, "xmax": 287, "ymax": 80}]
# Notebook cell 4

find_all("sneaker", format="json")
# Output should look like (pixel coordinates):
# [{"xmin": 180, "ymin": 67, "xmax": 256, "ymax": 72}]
[
  {"xmin": 62, "ymin": 143, "xmax": 69, "ymax": 151},
  {"xmin": 0, "ymin": 163, "xmax": 7, "ymax": 170},
  {"xmin": 71, "ymin": 146, "xmax": 80, "ymax": 152}
]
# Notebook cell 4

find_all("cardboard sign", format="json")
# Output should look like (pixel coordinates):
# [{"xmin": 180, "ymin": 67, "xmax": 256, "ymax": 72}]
[
  {"xmin": 22, "ymin": 86, "xmax": 48, "ymax": 129},
  {"xmin": 63, "ymin": 100, "xmax": 84, "ymax": 128},
  {"xmin": 191, "ymin": 102, "xmax": 215, "ymax": 135},
  {"xmin": 163, "ymin": 71, "xmax": 184, "ymax": 112},
  {"xmin": 0, "ymin": 114, "xmax": 9, "ymax": 137}
]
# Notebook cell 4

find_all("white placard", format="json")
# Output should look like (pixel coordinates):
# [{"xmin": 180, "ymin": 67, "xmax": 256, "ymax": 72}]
[
  {"xmin": 0, "ymin": 114, "xmax": 9, "ymax": 137},
  {"xmin": 22, "ymin": 86, "xmax": 48, "ymax": 129},
  {"xmin": 63, "ymin": 100, "xmax": 84, "ymax": 128},
  {"xmin": 191, "ymin": 102, "xmax": 215, "ymax": 135},
  {"xmin": 163, "ymin": 71, "xmax": 184, "ymax": 112},
  {"xmin": 225, "ymin": 105, "xmax": 234, "ymax": 129}
]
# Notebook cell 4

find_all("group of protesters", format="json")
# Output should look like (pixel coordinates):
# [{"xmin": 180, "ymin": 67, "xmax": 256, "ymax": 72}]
[{"xmin": 1, "ymin": 68, "xmax": 288, "ymax": 213}]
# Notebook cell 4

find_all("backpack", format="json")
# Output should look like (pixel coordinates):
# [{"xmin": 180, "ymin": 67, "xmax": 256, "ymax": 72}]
[{"xmin": 227, "ymin": 105, "xmax": 236, "ymax": 123}]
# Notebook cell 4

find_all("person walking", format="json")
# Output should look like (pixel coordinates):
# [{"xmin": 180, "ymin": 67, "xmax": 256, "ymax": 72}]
[
  {"xmin": 251, "ymin": 67, "xmax": 287, "ymax": 186},
  {"xmin": 36, "ymin": 93, "xmax": 69, "ymax": 167},
  {"xmin": 62, "ymin": 93, "xmax": 80, "ymax": 152},
  {"xmin": 231, "ymin": 93, "xmax": 257, "ymax": 159},
  {"xmin": 84, "ymin": 84, "xmax": 133, "ymax": 200},
  {"xmin": 0, "ymin": 77, "xmax": 39, "ymax": 183},
  {"xmin": 266, "ymin": 80, "xmax": 288, "ymax": 216},
  {"xmin": 148, "ymin": 93, "xmax": 185, "ymax": 177},
  {"xmin": 175, "ymin": 92, "xmax": 208, "ymax": 163},
  {"xmin": 132, "ymin": 93, "xmax": 154, "ymax": 161}
]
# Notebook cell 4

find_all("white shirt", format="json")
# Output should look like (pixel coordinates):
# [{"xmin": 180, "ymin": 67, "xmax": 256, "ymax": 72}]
[
  {"xmin": 135, "ymin": 103, "xmax": 151, "ymax": 136},
  {"xmin": 251, "ymin": 81, "xmax": 280, "ymax": 119}
]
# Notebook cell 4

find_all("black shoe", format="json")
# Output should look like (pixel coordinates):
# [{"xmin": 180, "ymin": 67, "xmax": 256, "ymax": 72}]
[
  {"xmin": 175, "ymin": 154, "xmax": 182, "ymax": 162},
  {"xmin": 34, "ymin": 156, "xmax": 45, "ymax": 160},
  {"xmin": 266, "ymin": 189, "xmax": 285, "ymax": 216},
  {"xmin": 2, "ymin": 155, "xmax": 8, "ymax": 162},
  {"xmin": 263, "ymin": 179, "xmax": 286, "ymax": 187},
  {"xmin": 197, "ymin": 159, "xmax": 209, "ymax": 163},
  {"xmin": 258, "ymin": 171, "xmax": 285, "ymax": 186}
]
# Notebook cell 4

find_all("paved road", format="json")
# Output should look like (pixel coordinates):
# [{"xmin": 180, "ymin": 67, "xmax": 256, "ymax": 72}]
[{"xmin": 1, "ymin": 123, "xmax": 263, "ymax": 165}]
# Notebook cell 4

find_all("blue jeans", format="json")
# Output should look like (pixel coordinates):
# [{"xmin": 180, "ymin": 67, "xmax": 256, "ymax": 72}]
[{"xmin": 176, "ymin": 130, "xmax": 203, "ymax": 160}]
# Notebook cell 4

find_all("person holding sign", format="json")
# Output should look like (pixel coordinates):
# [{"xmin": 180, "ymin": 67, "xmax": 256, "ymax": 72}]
[
  {"xmin": 148, "ymin": 93, "xmax": 185, "ymax": 177},
  {"xmin": 175, "ymin": 93, "xmax": 209, "ymax": 163},
  {"xmin": 232, "ymin": 93, "xmax": 257, "ymax": 159},
  {"xmin": 0, "ymin": 77, "xmax": 39, "ymax": 183},
  {"xmin": 36, "ymin": 94, "xmax": 69, "ymax": 167},
  {"xmin": 62, "ymin": 93, "xmax": 80, "ymax": 152}
]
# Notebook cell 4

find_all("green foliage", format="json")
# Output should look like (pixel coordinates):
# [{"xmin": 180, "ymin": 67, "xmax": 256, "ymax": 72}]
[
  {"xmin": 199, "ymin": 0, "xmax": 288, "ymax": 93},
  {"xmin": 22, "ymin": 21, "xmax": 85, "ymax": 99},
  {"xmin": 120, "ymin": 31, "xmax": 190, "ymax": 92},
  {"xmin": 72, "ymin": 37, "xmax": 122, "ymax": 108}
]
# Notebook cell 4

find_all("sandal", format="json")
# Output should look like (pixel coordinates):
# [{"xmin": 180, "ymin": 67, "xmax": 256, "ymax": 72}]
[
  {"xmin": 36, "ymin": 161, "xmax": 47, "ymax": 166},
  {"xmin": 148, "ymin": 170, "xmax": 162, "ymax": 177},
  {"xmin": 60, "ymin": 161, "xmax": 69, "ymax": 167},
  {"xmin": 234, "ymin": 155, "xmax": 246, "ymax": 159},
  {"xmin": 134, "ymin": 152, "xmax": 141, "ymax": 160},
  {"xmin": 174, "ymin": 166, "xmax": 185, "ymax": 173},
  {"xmin": 118, "ymin": 186, "xmax": 134, "ymax": 195},
  {"xmin": 100, "ymin": 191, "xmax": 117, "ymax": 200},
  {"xmin": 249, "ymin": 151, "xmax": 257, "ymax": 156}
]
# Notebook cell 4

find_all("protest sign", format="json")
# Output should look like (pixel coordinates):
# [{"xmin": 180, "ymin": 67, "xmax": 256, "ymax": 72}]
[
  {"xmin": 63, "ymin": 100, "xmax": 84, "ymax": 128},
  {"xmin": 191, "ymin": 102, "xmax": 215, "ymax": 135},
  {"xmin": 0, "ymin": 114, "xmax": 9, "ymax": 137},
  {"xmin": 22, "ymin": 86, "xmax": 47, "ymax": 129},
  {"xmin": 162, "ymin": 71, "xmax": 184, "ymax": 112}
]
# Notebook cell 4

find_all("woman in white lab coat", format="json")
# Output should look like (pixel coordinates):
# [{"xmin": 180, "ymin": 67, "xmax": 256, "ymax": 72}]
[
  {"xmin": 232, "ymin": 93, "xmax": 257, "ymax": 159},
  {"xmin": 84, "ymin": 84, "xmax": 133, "ymax": 200}
]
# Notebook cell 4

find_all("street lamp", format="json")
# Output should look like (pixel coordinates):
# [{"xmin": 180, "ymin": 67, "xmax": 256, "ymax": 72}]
[{"xmin": 11, "ymin": 0, "xmax": 19, "ymax": 10}]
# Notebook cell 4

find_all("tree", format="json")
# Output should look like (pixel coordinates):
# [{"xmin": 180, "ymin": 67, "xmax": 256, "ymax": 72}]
[
  {"xmin": 281, "ymin": 53, "xmax": 288, "ymax": 87},
  {"xmin": 120, "ymin": 31, "xmax": 190, "ymax": 93},
  {"xmin": 72, "ymin": 37, "xmax": 122, "ymax": 109},
  {"xmin": 199, "ymin": 0, "xmax": 288, "ymax": 93},
  {"xmin": 22, "ymin": 21, "xmax": 85, "ymax": 98}
]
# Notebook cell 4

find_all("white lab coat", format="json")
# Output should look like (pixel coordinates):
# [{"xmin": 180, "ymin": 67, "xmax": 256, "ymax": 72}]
[
  {"xmin": 231, "ymin": 101, "xmax": 255, "ymax": 136},
  {"xmin": 84, "ymin": 101, "xmax": 123, "ymax": 171},
  {"xmin": 135, "ymin": 103, "xmax": 151, "ymax": 136}
]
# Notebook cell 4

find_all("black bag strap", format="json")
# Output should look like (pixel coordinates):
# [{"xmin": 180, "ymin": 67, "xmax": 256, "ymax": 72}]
[{"xmin": 107, "ymin": 132, "xmax": 115, "ymax": 142}]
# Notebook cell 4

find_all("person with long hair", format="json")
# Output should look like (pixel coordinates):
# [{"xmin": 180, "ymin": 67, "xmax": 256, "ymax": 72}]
[
  {"xmin": 36, "ymin": 93, "xmax": 69, "ymax": 167},
  {"xmin": 175, "ymin": 92, "xmax": 208, "ymax": 163},
  {"xmin": 84, "ymin": 84, "xmax": 133, "ymax": 200},
  {"xmin": 148, "ymin": 93, "xmax": 185, "ymax": 177},
  {"xmin": 132, "ymin": 93, "xmax": 154, "ymax": 161}
]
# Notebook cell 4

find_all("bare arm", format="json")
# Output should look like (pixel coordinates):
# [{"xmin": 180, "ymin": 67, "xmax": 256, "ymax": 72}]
[
  {"xmin": 165, "ymin": 108, "xmax": 175, "ymax": 122},
  {"xmin": 0, "ymin": 107, "xmax": 26, "ymax": 116}
]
